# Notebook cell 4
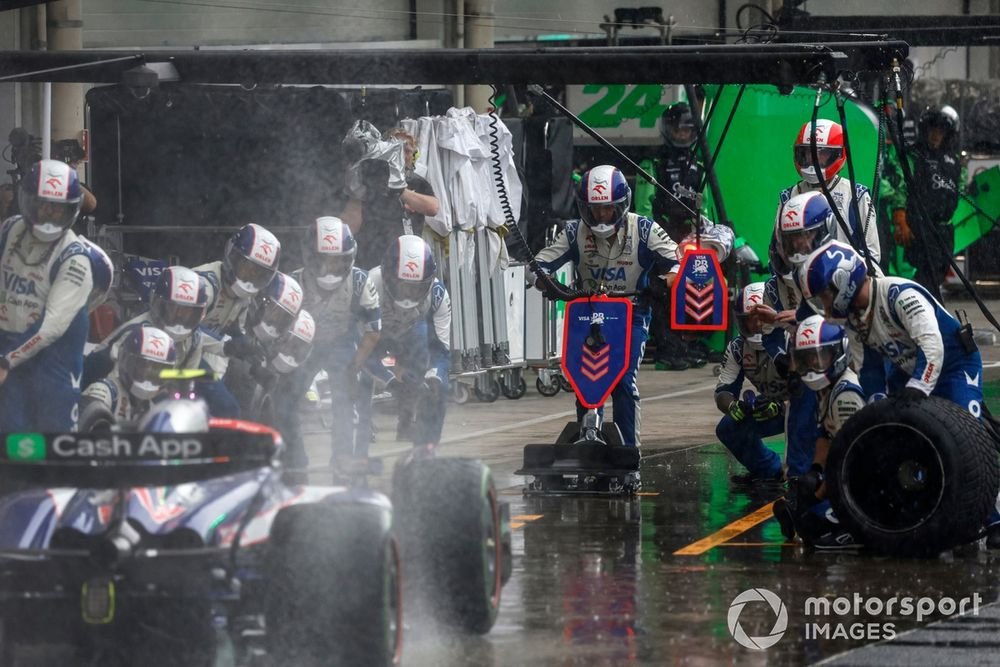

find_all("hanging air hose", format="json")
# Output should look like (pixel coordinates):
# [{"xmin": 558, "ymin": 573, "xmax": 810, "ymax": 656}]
[
  {"xmin": 836, "ymin": 89, "xmax": 875, "ymax": 266},
  {"xmin": 808, "ymin": 79, "xmax": 875, "ymax": 275},
  {"xmin": 485, "ymin": 85, "xmax": 586, "ymax": 301},
  {"xmin": 887, "ymin": 62, "xmax": 1000, "ymax": 333}
]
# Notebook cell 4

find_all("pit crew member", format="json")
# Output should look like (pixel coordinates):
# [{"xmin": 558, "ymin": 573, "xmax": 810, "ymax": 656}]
[
  {"xmin": 534, "ymin": 164, "xmax": 679, "ymax": 447},
  {"xmin": 0, "ymin": 159, "xmax": 94, "ymax": 430}
]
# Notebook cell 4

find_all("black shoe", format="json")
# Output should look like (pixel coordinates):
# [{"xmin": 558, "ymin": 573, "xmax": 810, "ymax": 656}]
[
  {"xmin": 986, "ymin": 524, "xmax": 1000, "ymax": 550},
  {"xmin": 655, "ymin": 357, "xmax": 690, "ymax": 371},
  {"xmin": 809, "ymin": 526, "xmax": 862, "ymax": 550},
  {"xmin": 731, "ymin": 471, "xmax": 784, "ymax": 486},
  {"xmin": 772, "ymin": 498, "xmax": 797, "ymax": 541},
  {"xmin": 684, "ymin": 355, "xmax": 708, "ymax": 368}
]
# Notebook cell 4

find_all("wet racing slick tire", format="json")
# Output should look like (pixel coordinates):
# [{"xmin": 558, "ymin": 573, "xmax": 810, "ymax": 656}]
[
  {"xmin": 826, "ymin": 396, "xmax": 1000, "ymax": 557},
  {"xmin": 264, "ymin": 498, "xmax": 402, "ymax": 667},
  {"xmin": 393, "ymin": 458, "xmax": 503, "ymax": 634}
]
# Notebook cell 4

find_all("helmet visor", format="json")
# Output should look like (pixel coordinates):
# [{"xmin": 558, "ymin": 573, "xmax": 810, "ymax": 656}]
[
  {"xmin": 229, "ymin": 254, "xmax": 277, "ymax": 291},
  {"xmin": 578, "ymin": 201, "xmax": 629, "ymax": 234},
  {"xmin": 665, "ymin": 123, "xmax": 696, "ymax": 148},
  {"xmin": 389, "ymin": 278, "xmax": 432, "ymax": 306},
  {"xmin": 276, "ymin": 331, "xmax": 313, "ymax": 368},
  {"xmin": 793, "ymin": 345, "xmax": 835, "ymax": 375},
  {"xmin": 781, "ymin": 227, "xmax": 826, "ymax": 266},
  {"xmin": 794, "ymin": 146, "xmax": 843, "ymax": 170},
  {"xmin": 735, "ymin": 312, "xmax": 762, "ymax": 339},
  {"xmin": 309, "ymin": 252, "xmax": 355, "ymax": 279},
  {"xmin": 256, "ymin": 298, "xmax": 298, "ymax": 337},
  {"xmin": 18, "ymin": 190, "xmax": 80, "ymax": 230},
  {"xmin": 151, "ymin": 297, "xmax": 205, "ymax": 333}
]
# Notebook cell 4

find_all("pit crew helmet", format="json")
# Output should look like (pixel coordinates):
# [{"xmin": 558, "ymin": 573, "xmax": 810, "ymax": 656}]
[
  {"xmin": 305, "ymin": 216, "xmax": 356, "ymax": 290},
  {"xmin": 918, "ymin": 105, "xmax": 960, "ymax": 147},
  {"xmin": 660, "ymin": 101, "xmax": 696, "ymax": 149},
  {"xmin": 793, "ymin": 119, "xmax": 846, "ymax": 185},
  {"xmin": 776, "ymin": 191, "xmax": 833, "ymax": 268},
  {"xmin": 138, "ymin": 398, "xmax": 210, "ymax": 433},
  {"xmin": 81, "ymin": 237, "xmax": 114, "ymax": 312},
  {"xmin": 149, "ymin": 266, "xmax": 210, "ymax": 341},
  {"xmin": 800, "ymin": 240, "xmax": 868, "ymax": 321},
  {"xmin": 793, "ymin": 314, "xmax": 850, "ymax": 391},
  {"xmin": 734, "ymin": 282, "xmax": 767, "ymax": 347},
  {"xmin": 119, "ymin": 326, "xmax": 177, "ymax": 400},
  {"xmin": 576, "ymin": 164, "xmax": 631, "ymax": 239},
  {"xmin": 270, "ymin": 309, "xmax": 315, "ymax": 374},
  {"xmin": 381, "ymin": 235, "xmax": 436, "ymax": 309},
  {"xmin": 18, "ymin": 159, "xmax": 82, "ymax": 242},
  {"xmin": 222, "ymin": 223, "xmax": 281, "ymax": 299},
  {"xmin": 248, "ymin": 271, "xmax": 303, "ymax": 343}
]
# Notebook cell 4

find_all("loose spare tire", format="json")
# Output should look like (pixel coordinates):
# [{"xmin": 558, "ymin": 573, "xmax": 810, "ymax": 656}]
[{"xmin": 826, "ymin": 395, "xmax": 999, "ymax": 557}]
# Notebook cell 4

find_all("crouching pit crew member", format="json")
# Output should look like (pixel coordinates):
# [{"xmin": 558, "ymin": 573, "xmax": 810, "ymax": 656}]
[
  {"xmin": 774, "ymin": 315, "xmax": 866, "ymax": 549},
  {"xmin": 714, "ymin": 282, "xmax": 787, "ymax": 486}
]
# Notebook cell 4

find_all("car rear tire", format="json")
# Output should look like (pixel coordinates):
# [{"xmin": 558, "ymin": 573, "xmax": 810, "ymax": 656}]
[
  {"xmin": 393, "ymin": 458, "xmax": 503, "ymax": 634},
  {"xmin": 264, "ymin": 500, "xmax": 402, "ymax": 666},
  {"xmin": 826, "ymin": 396, "xmax": 999, "ymax": 557}
]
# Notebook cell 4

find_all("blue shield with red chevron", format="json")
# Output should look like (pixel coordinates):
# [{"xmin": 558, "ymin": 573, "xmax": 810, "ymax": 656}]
[
  {"xmin": 561, "ymin": 297, "xmax": 632, "ymax": 409},
  {"xmin": 670, "ymin": 248, "xmax": 729, "ymax": 331}
]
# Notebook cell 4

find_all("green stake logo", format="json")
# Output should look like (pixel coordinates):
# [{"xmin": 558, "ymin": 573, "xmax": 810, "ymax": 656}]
[{"xmin": 6, "ymin": 433, "xmax": 45, "ymax": 461}]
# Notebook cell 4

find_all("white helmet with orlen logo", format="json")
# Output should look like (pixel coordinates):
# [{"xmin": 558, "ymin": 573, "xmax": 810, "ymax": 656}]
[
  {"xmin": 306, "ymin": 216, "xmax": 356, "ymax": 291},
  {"xmin": 249, "ymin": 272, "xmax": 303, "ymax": 343},
  {"xmin": 576, "ymin": 164, "xmax": 631, "ymax": 239},
  {"xmin": 149, "ymin": 266, "xmax": 210, "ymax": 341},
  {"xmin": 270, "ymin": 309, "xmax": 315, "ymax": 374},
  {"xmin": 222, "ymin": 223, "xmax": 281, "ymax": 299},
  {"xmin": 119, "ymin": 326, "xmax": 177, "ymax": 400},
  {"xmin": 381, "ymin": 234, "xmax": 436, "ymax": 309},
  {"xmin": 734, "ymin": 282, "xmax": 767, "ymax": 347}
]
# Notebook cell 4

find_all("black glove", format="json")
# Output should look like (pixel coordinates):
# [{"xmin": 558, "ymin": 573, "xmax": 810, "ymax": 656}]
[
  {"xmin": 225, "ymin": 337, "xmax": 263, "ymax": 363},
  {"xmin": 753, "ymin": 400, "xmax": 783, "ymax": 422},
  {"xmin": 773, "ymin": 353, "xmax": 791, "ymax": 379}
]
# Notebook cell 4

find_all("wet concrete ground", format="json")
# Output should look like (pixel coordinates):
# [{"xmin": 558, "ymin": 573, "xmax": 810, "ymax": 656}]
[{"xmin": 299, "ymin": 295, "xmax": 1000, "ymax": 666}]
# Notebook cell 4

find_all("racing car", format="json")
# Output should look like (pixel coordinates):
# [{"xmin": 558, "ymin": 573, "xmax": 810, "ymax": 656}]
[{"xmin": 0, "ymin": 403, "xmax": 511, "ymax": 666}]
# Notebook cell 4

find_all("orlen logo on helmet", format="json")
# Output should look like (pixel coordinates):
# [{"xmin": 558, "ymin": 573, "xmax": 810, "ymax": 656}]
[
  {"xmin": 295, "ymin": 313, "xmax": 315, "ymax": 340},
  {"xmin": 319, "ymin": 232, "xmax": 341, "ymax": 254},
  {"xmin": 253, "ymin": 239, "xmax": 278, "ymax": 267},
  {"xmin": 744, "ymin": 292, "xmax": 762, "ymax": 311},
  {"xmin": 398, "ymin": 241, "xmax": 425, "ymax": 280},
  {"xmin": 279, "ymin": 282, "xmax": 302, "ymax": 311},
  {"xmin": 141, "ymin": 331, "xmax": 172, "ymax": 361},
  {"xmin": 800, "ymin": 120, "xmax": 832, "ymax": 145},
  {"xmin": 780, "ymin": 203, "xmax": 803, "ymax": 231},
  {"xmin": 797, "ymin": 326, "xmax": 820, "ymax": 348},
  {"xmin": 173, "ymin": 277, "xmax": 198, "ymax": 304},
  {"xmin": 589, "ymin": 177, "xmax": 611, "ymax": 202},
  {"xmin": 39, "ymin": 171, "xmax": 69, "ymax": 200}
]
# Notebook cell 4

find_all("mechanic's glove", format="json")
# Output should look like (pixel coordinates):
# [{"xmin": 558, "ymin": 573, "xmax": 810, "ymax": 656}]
[
  {"xmin": 423, "ymin": 372, "xmax": 444, "ymax": 398},
  {"xmin": 892, "ymin": 209, "xmax": 913, "ymax": 247},
  {"xmin": 224, "ymin": 337, "xmax": 263, "ymax": 363},
  {"xmin": 728, "ymin": 399, "xmax": 753, "ymax": 423},
  {"xmin": 752, "ymin": 400, "xmax": 783, "ymax": 422},
  {"xmin": 773, "ymin": 353, "xmax": 791, "ymax": 378},
  {"xmin": 896, "ymin": 386, "xmax": 927, "ymax": 404}
]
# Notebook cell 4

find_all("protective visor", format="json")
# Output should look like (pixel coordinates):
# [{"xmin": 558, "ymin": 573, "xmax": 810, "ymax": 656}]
[
  {"xmin": 792, "ymin": 345, "xmax": 836, "ymax": 375},
  {"xmin": 230, "ymin": 254, "xmax": 277, "ymax": 291},
  {"xmin": 151, "ymin": 298, "xmax": 205, "ymax": 334},
  {"xmin": 794, "ymin": 146, "xmax": 842, "ymax": 170}
]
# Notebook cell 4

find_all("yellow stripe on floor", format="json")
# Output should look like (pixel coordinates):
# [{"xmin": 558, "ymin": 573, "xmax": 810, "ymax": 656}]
[
  {"xmin": 511, "ymin": 514, "xmax": 543, "ymax": 530},
  {"xmin": 673, "ymin": 502, "xmax": 776, "ymax": 556}
]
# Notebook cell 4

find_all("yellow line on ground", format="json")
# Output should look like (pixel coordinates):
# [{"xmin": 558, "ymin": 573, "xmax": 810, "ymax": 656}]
[
  {"xmin": 673, "ymin": 502, "xmax": 776, "ymax": 556},
  {"xmin": 636, "ymin": 491, "xmax": 660, "ymax": 497},
  {"xmin": 510, "ymin": 514, "xmax": 544, "ymax": 531},
  {"xmin": 716, "ymin": 542, "xmax": 796, "ymax": 548}
]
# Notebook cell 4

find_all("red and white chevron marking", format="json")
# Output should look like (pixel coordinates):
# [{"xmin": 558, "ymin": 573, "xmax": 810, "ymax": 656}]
[
  {"xmin": 684, "ymin": 280, "xmax": 715, "ymax": 323},
  {"xmin": 580, "ymin": 343, "xmax": 611, "ymax": 381}
]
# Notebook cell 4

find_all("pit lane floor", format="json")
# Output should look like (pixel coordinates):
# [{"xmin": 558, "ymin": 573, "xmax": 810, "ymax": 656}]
[{"xmin": 300, "ymin": 296, "xmax": 1000, "ymax": 667}]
